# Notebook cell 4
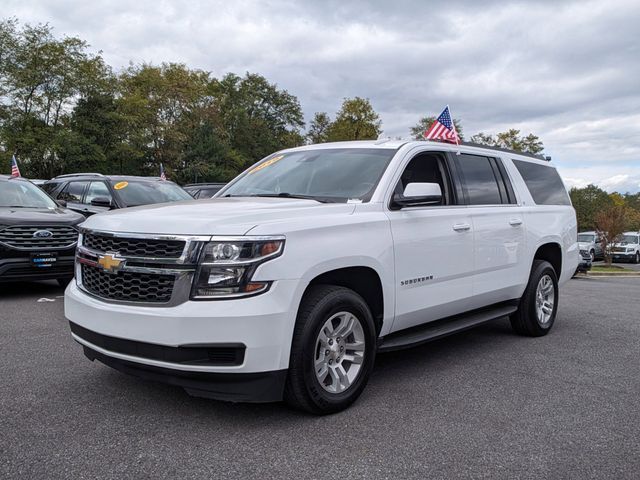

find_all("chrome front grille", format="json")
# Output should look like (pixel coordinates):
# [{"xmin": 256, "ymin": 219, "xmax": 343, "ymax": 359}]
[
  {"xmin": 81, "ymin": 264, "xmax": 174, "ymax": 303},
  {"xmin": 83, "ymin": 232, "xmax": 185, "ymax": 258},
  {"xmin": 0, "ymin": 225, "xmax": 78, "ymax": 250},
  {"xmin": 77, "ymin": 230, "xmax": 206, "ymax": 306}
]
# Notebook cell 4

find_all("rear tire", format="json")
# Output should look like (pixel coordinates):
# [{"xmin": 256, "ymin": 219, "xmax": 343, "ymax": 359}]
[
  {"xmin": 284, "ymin": 285, "xmax": 377, "ymax": 415},
  {"xmin": 510, "ymin": 260, "xmax": 558, "ymax": 337}
]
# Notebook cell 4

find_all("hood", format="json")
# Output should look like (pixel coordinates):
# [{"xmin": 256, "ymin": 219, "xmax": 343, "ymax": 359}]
[
  {"xmin": 0, "ymin": 206, "xmax": 85, "ymax": 226},
  {"xmin": 79, "ymin": 197, "xmax": 357, "ymax": 236},
  {"xmin": 578, "ymin": 241, "xmax": 593, "ymax": 248}
]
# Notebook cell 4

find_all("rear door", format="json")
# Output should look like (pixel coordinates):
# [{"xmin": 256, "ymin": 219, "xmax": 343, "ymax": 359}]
[
  {"xmin": 386, "ymin": 149, "xmax": 474, "ymax": 332},
  {"xmin": 452, "ymin": 153, "xmax": 527, "ymax": 307}
]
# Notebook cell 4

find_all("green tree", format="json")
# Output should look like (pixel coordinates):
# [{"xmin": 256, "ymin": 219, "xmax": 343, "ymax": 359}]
[
  {"xmin": 470, "ymin": 129, "xmax": 544, "ymax": 154},
  {"xmin": 117, "ymin": 62, "xmax": 212, "ymax": 178},
  {"xmin": 0, "ymin": 20, "xmax": 111, "ymax": 178},
  {"xmin": 326, "ymin": 97, "xmax": 381, "ymax": 141},
  {"xmin": 569, "ymin": 185, "xmax": 614, "ymax": 231},
  {"xmin": 409, "ymin": 116, "xmax": 463, "ymax": 140},
  {"xmin": 211, "ymin": 72, "xmax": 305, "ymax": 166},
  {"xmin": 307, "ymin": 112, "xmax": 331, "ymax": 144}
]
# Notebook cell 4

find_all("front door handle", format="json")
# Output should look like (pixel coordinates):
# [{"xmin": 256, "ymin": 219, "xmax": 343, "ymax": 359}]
[
  {"xmin": 453, "ymin": 223, "xmax": 471, "ymax": 232},
  {"xmin": 509, "ymin": 218, "xmax": 523, "ymax": 226}
]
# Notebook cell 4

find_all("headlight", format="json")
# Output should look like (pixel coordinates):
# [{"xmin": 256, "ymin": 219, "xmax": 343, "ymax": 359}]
[
  {"xmin": 191, "ymin": 237, "xmax": 284, "ymax": 299},
  {"xmin": 627, "ymin": 247, "xmax": 635, "ymax": 253}
]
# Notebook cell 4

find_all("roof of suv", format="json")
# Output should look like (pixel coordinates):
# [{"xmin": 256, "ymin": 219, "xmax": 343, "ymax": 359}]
[
  {"xmin": 0, "ymin": 174, "xmax": 31, "ymax": 183},
  {"xmin": 183, "ymin": 182, "xmax": 226, "ymax": 187},
  {"xmin": 282, "ymin": 140, "xmax": 550, "ymax": 162},
  {"xmin": 47, "ymin": 174, "xmax": 168, "ymax": 182}
]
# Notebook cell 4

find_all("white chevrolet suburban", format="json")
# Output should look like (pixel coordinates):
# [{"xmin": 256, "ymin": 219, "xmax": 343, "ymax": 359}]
[{"xmin": 65, "ymin": 140, "xmax": 579, "ymax": 414}]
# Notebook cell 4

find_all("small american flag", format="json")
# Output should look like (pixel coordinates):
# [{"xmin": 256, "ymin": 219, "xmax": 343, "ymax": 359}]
[
  {"xmin": 10, "ymin": 155, "xmax": 21, "ymax": 177},
  {"xmin": 423, "ymin": 106, "xmax": 460, "ymax": 144},
  {"xmin": 160, "ymin": 163, "xmax": 166, "ymax": 181}
]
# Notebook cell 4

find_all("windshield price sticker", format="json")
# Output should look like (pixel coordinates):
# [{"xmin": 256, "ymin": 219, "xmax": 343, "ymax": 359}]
[
  {"xmin": 114, "ymin": 181, "xmax": 129, "ymax": 190},
  {"xmin": 248, "ymin": 155, "xmax": 284, "ymax": 174}
]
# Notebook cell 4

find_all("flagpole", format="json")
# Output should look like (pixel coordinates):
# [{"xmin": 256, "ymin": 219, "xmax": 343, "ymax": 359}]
[{"xmin": 446, "ymin": 104, "xmax": 461, "ymax": 155}]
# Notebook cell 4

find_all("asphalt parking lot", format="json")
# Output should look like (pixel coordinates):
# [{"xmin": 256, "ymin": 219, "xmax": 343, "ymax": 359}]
[{"xmin": 2, "ymin": 277, "xmax": 640, "ymax": 479}]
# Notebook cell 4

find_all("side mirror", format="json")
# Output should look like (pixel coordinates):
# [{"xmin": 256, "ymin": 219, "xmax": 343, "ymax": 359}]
[
  {"xmin": 90, "ymin": 197, "xmax": 113, "ymax": 208},
  {"xmin": 392, "ymin": 182, "xmax": 442, "ymax": 209},
  {"xmin": 56, "ymin": 199, "xmax": 67, "ymax": 207}
]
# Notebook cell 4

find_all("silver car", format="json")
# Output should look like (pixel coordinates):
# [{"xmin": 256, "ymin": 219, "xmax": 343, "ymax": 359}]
[{"xmin": 578, "ymin": 231, "xmax": 604, "ymax": 262}]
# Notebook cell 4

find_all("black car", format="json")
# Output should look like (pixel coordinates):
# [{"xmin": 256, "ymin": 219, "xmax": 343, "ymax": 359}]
[
  {"xmin": 183, "ymin": 182, "xmax": 226, "ymax": 199},
  {"xmin": 43, "ymin": 174, "xmax": 193, "ymax": 217},
  {"xmin": 0, "ymin": 175, "xmax": 84, "ymax": 285}
]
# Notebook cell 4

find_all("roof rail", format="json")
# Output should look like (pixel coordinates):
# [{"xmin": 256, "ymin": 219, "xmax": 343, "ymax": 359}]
[
  {"xmin": 53, "ymin": 173, "xmax": 106, "ymax": 179},
  {"xmin": 456, "ymin": 141, "xmax": 549, "ymax": 161}
]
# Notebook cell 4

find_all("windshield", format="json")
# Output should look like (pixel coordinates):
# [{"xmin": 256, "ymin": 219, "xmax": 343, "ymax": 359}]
[
  {"xmin": 619, "ymin": 235, "xmax": 639, "ymax": 244},
  {"xmin": 0, "ymin": 180, "xmax": 58, "ymax": 208},
  {"xmin": 578, "ymin": 234, "xmax": 595, "ymax": 242},
  {"xmin": 221, "ymin": 148, "xmax": 397, "ymax": 203},
  {"xmin": 111, "ymin": 180, "xmax": 192, "ymax": 207}
]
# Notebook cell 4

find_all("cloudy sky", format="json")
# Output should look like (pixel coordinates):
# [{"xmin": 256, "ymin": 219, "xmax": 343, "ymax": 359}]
[{"xmin": 5, "ymin": 0, "xmax": 640, "ymax": 192}]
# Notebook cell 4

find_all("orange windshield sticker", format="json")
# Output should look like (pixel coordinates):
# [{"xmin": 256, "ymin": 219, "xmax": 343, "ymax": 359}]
[
  {"xmin": 114, "ymin": 181, "xmax": 129, "ymax": 190},
  {"xmin": 248, "ymin": 155, "xmax": 284, "ymax": 174}
]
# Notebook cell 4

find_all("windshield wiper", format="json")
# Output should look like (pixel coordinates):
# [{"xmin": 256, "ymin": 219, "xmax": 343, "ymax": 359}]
[{"xmin": 225, "ymin": 193, "xmax": 331, "ymax": 203}]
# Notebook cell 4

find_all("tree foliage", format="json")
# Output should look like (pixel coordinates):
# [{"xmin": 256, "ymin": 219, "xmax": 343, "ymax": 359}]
[
  {"xmin": 306, "ymin": 112, "xmax": 331, "ymax": 144},
  {"xmin": 570, "ymin": 185, "xmax": 613, "ymax": 231},
  {"xmin": 325, "ymin": 97, "xmax": 382, "ymax": 142},
  {"xmin": 470, "ymin": 129, "xmax": 544, "ymax": 154},
  {"xmin": 595, "ymin": 205, "xmax": 631, "ymax": 265},
  {"xmin": 0, "ymin": 20, "xmax": 305, "ymax": 183}
]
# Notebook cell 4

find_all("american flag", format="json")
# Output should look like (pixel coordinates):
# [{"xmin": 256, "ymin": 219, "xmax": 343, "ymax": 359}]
[
  {"xmin": 160, "ymin": 163, "xmax": 166, "ymax": 181},
  {"xmin": 423, "ymin": 106, "xmax": 460, "ymax": 144},
  {"xmin": 10, "ymin": 155, "xmax": 21, "ymax": 177}
]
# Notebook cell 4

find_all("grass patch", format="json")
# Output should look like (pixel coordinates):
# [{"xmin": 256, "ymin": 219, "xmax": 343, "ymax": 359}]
[{"xmin": 591, "ymin": 264, "xmax": 633, "ymax": 273}]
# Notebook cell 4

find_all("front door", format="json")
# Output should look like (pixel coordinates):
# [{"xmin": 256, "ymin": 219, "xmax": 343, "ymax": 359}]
[{"xmin": 386, "ymin": 151, "xmax": 475, "ymax": 333}]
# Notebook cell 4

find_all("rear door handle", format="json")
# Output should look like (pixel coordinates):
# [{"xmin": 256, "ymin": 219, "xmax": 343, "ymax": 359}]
[
  {"xmin": 453, "ymin": 223, "xmax": 471, "ymax": 232},
  {"xmin": 509, "ymin": 218, "xmax": 523, "ymax": 226}
]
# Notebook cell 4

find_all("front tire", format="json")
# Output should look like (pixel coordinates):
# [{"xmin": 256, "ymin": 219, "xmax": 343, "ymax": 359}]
[
  {"xmin": 284, "ymin": 285, "xmax": 377, "ymax": 415},
  {"xmin": 634, "ymin": 252, "xmax": 640, "ymax": 264},
  {"xmin": 510, "ymin": 260, "xmax": 558, "ymax": 337}
]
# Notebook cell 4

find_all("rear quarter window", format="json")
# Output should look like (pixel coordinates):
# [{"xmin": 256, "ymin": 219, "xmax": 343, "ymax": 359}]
[{"xmin": 512, "ymin": 160, "xmax": 570, "ymax": 206}]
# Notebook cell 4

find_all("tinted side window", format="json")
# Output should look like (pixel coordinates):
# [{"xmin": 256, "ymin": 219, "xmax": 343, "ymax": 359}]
[
  {"xmin": 42, "ymin": 182, "xmax": 59, "ymax": 195},
  {"xmin": 85, "ymin": 181, "xmax": 112, "ymax": 204},
  {"xmin": 58, "ymin": 181, "xmax": 88, "ymax": 203},
  {"xmin": 457, "ymin": 154, "xmax": 502, "ymax": 205},
  {"xmin": 395, "ymin": 152, "xmax": 453, "ymax": 206},
  {"xmin": 513, "ymin": 160, "xmax": 570, "ymax": 205}
]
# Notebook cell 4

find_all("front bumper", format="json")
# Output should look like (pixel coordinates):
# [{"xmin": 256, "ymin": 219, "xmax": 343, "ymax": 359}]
[
  {"xmin": 79, "ymin": 338, "xmax": 287, "ymax": 403},
  {"xmin": 0, "ymin": 255, "xmax": 75, "ymax": 282},
  {"xmin": 612, "ymin": 252, "xmax": 635, "ymax": 262},
  {"xmin": 65, "ymin": 279, "xmax": 303, "ymax": 401}
]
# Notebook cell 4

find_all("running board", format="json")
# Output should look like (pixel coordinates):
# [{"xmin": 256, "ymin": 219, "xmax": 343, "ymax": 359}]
[{"xmin": 378, "ymin": 303, "xmax": 518, "ymax": 353}]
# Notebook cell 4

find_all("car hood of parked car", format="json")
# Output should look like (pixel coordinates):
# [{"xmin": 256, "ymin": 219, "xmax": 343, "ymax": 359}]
[
  {"xmin": 79, "ymin": 197, "xmax": 357, "ymax": 236},
  {"xmin": 0, "ymin": 206, "xmax": 85, "ymax": 226}
]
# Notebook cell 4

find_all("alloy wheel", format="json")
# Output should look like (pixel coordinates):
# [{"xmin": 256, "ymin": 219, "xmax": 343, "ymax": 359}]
[{"xmin": 314, "ymin": 311, "xmax": 366, "ymax": 393}]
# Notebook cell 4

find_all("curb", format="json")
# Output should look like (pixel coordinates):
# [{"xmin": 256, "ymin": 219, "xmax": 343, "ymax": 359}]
[{"xmin": 581, "ymin": 272, "xmax": 640, "ymax": 277}]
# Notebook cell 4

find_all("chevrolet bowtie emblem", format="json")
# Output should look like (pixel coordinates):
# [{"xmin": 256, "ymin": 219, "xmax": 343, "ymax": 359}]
[{"xmin": 97, "ymin": 253, "xmax": 124, "ymax": 273}]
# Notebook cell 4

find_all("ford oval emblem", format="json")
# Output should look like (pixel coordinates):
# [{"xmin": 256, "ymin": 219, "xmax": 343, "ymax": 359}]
[{"xmin": 33, "ymin": 230, "xmax": 53, "ymax": 238}]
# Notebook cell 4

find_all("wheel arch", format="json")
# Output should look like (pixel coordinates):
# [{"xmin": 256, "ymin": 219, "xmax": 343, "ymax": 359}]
[
  {"xmin": 533, "ymin": 242, "xmax": 562, "ymax": 278},
  {"xmin": 301, "ymin": 265, "xmax": 386, "ymax": 335}
]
